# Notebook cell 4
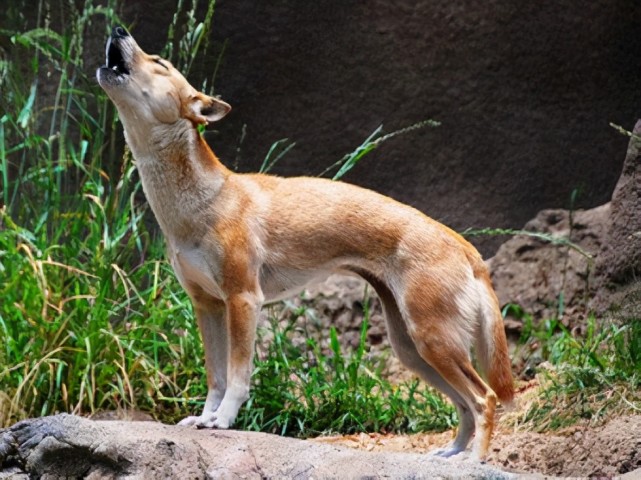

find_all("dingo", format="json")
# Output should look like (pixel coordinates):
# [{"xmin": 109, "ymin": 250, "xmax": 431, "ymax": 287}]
[{"xmin": 97, "ymin": 26, "xmax": 514, "ymax": 459}]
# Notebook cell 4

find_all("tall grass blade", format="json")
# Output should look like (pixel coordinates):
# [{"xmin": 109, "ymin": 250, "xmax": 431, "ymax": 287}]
[{"xmin": 318, "ymin": 119, "xmax": 440, "ymax": 180}]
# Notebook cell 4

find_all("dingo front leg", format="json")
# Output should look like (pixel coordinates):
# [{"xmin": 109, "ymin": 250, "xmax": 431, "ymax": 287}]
[
  {"xmin": 199, "ymin": 291, "xmax": 261, "ymax": 429},
  {"xmin": 178, "ymin": 296, "xmax": 228, "ymax": 427}
]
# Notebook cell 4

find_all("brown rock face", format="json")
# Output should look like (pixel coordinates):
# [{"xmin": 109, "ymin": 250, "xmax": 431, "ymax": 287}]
[
  {"xmin": 488, "ymin": 122, "xmax": 641, "ymax": 321},
  {"xmin": 487, "ymin": 205, "xmax": 609, "ymax": 322},
  {"xmin": 122, "ymin": 0, "xmax": 641, "ymax": 256},
  {"xmin": 596, "ymin": 120, "xmax": 641, "ymax": 287}
]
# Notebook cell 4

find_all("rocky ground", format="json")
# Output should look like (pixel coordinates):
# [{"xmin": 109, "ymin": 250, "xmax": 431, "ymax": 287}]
[
  {"xmin": 2, "ymin": 409, "xmax": 639, "ymax": 478},
  {"xmin": 0, "ymin": 414, "xmax": 516, "ymax": 479},
  {"xmin": 254, "ymin": 272, "xmax": 641, "ymax": 478}
]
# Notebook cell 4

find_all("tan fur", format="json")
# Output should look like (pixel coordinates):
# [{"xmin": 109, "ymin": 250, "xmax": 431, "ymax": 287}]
[{"xmin": 97, "ymin": 27, "xmax": 514, "ymax": 459}]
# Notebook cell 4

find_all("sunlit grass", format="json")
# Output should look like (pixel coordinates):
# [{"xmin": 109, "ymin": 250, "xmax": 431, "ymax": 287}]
[{"xmin": 508, "ymin": 310, "xmax": 641, "ymax": 431}]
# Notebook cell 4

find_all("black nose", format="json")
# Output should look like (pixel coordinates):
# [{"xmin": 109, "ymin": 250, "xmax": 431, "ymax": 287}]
[{"xmin": 112, "ymin": 25, "xmax": 129, "ymax": 38}]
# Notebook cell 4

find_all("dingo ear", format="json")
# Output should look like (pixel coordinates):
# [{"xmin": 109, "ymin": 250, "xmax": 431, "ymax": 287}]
[{"xmin": 187, "ymin": 93, "xmax": 231, "ymax": 125}]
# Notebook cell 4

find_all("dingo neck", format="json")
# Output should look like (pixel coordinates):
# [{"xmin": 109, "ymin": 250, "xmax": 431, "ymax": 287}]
[{"xmin": 128, "ymin": 120, "xmax": 230, "ymax": 239}]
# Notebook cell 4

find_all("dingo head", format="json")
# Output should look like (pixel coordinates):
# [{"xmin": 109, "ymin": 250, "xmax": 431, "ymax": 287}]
[{"xmin": 97, "ymin": 26, "xmax": 230, "ymax": 147}]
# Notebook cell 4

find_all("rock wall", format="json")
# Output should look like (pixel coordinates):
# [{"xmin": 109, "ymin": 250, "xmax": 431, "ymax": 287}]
[
  {"xmin": 488, "ymin": 121, "xmax": 641, "ymax": 322},
  {"xmin": 124, "ymin": 0, "xmax": 641, "ymax": 255}
]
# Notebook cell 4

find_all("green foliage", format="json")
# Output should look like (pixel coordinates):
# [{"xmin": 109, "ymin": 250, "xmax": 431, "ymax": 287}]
[
  {"xmin": 0, "ymin": 147, "xmax": 206, "ymax": 425},
  {"xmin": 610, "ymin": 122, "xmax": 641, "ymax": 141},
  {"xmin": 259, "ymin": 120, "xmax": 440, "ymax": 177},
  {"xmin": 163, "ymin": 0, "xmax": 218, "ymax": 90},
  {"xmin": 463, "ymin": 227, "xmax": 593, "ymax": 261},
  {"xmin": 233, "ymin": 302, "xmax": 455, "ymax": 437},
  {"xmin": 320, "ymin": 120, "xmax": 441, "ymax": 181},
  {"xmin": 259, "ymin": 138, "xmax": 297, "ymax": 174},
  {"xmin": 514, "ymin": 311, "xmax": 641, "ymax": 431},
  {"xmin": 0, "ymin": 0, "xmax": 211, "ymax": 427}
]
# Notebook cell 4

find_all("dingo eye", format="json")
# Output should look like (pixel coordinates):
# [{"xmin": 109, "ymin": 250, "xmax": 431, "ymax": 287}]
[{"xmin": 153, "ymin": 58, "xmax": 169, "ymax": 70}]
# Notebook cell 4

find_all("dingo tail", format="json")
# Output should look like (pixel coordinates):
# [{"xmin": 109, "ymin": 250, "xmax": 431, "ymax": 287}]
[{"xmin": 476, "ymin": 276, "xmax": 515, "ymax": 405}]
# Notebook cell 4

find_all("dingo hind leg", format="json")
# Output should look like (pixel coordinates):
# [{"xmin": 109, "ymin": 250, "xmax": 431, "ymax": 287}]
[
  {"xmin": 403, "ymin": 278, "xmax": 498, "ymax": 460},
  {"xmin": 389, "ymin": 330, "xmax": 477, "ymax": 457},
  {"xmin": 352, "ymin": 269, "xmax": 476, "ymax": 456}
]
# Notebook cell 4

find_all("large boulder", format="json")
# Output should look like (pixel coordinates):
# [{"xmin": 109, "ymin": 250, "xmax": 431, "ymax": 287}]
[
  {"xmin": 488, "ymin": 121, "xmax": 641, "ymax": 322},
  {"xmin": 593, "ymin": 120, "xmax": 641, "ymax": 317},
  {"xmin": 487, "ymin": 205, "xmax": 609, "ymax": 323},
  {"xmin": 0, "ymin": 414, "xmax": 514, "ymax": 479}
]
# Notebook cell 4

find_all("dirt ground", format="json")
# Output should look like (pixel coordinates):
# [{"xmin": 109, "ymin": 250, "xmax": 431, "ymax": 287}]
[
  {"xmin": 311, "ymin": 352, "xmax": 641, "ymax": 478},
  {"xmin": 315, "ymin": 412, "xmax": 641, "ymax": 477}
]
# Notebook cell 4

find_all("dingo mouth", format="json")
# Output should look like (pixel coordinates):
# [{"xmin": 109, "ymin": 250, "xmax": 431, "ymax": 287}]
[
  {"xmin": 105, "ymin": 36, "xmax": 130, "ymax": 75},
  {"xmin": 97, "ymin": 26, "xmax": 132, "ymax": 87}
]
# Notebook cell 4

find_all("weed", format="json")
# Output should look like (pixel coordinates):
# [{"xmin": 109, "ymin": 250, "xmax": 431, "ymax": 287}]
[
  {"xmin": 463, "ymin": 227, "xmax": 593, "ymax": 261},
  {"xmin": 512, "ymin": 315, "xmax": 641, "ymax": 431},
  {"xmin": 0, "ymin": 0, "xmax": 211, "ymax": 427},
  {"xmin": 319, "ymin": 120, "xmax": 441, "ymax": 181},
  {"xmin": 259, "ymin": 120, "xmax": 440, "ymax": 177}
]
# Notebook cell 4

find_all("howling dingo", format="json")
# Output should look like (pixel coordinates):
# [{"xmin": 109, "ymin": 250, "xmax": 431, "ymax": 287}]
[{"xmin": 97, "ymin": 26, "xmax": 514, "ymax": 460}]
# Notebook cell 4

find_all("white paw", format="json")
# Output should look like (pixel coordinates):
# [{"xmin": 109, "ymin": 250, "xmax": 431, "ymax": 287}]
[
  {"xmin": 177, "ymin": 415, "xmax": 200, "ymax": 427},
  {"xmin": 429, "ymin": 444, "xmax": 467, "ymax": 458},
  {"xmin": 210, "ymin": 415, "xmax": 231, "ymax": 429},
  {"xmin": 177, "ymin": 410, "xmax": 235, "ymax": 430},
  {"xmin": 204, "ymin": 405, "xmax": 236, "ymax": 429},
  {"xmin": 177, "ymin": 412, "xmax": 218, "ymax": 428}
]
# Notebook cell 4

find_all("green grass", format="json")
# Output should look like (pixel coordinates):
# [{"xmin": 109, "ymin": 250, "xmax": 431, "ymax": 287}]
[
  {"xmin": 0, "ymin": 0, "xmax": 452, "ymax": 435},
  {"xmin": 510, "ymin": 308, "xmax": 641, "ymax": 431},
  {"xmin": 0, "ymin": 0, "xmax": 205, "ymax": 426},
  {"xmin": 235, "ymin": 300, "xmax": 455, "ymax": 437}
]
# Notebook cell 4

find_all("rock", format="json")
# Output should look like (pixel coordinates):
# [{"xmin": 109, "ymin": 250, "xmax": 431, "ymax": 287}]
[
  {"xmin": 0, "ymin": 414, "xmax": 515, "ymax": 479},
  {"xmin": 487, "ymin": 204, "xmax": 609, "ymax": 323},
  {"xmin": 593, "ymin": 120, "xmax": 641, "ymax": 316},
  {"xmin": 597, "ymin": 121, "xmax": 641, "ymax": 284},
  {"xmin": 488, "ymin": 121, "xmax": 641, "ymax": 322},
  {"xmin": 265, "ymin": 274, "xmax": 389, "ymax": 355}
]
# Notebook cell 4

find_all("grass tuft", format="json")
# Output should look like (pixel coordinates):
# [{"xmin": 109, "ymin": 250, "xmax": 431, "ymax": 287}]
[{"xmin": 510, "ymin": 314, "xmax": 641, "ymax": 431}]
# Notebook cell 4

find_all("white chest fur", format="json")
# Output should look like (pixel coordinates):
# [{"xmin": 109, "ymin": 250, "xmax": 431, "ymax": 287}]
[{"xmin": 169, "ymin": 244, "xmax": 225, "ymax": 300}]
